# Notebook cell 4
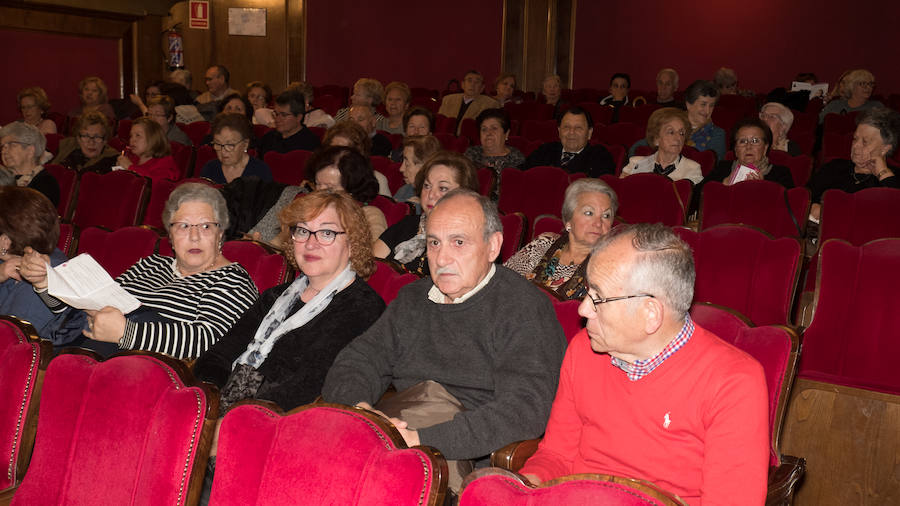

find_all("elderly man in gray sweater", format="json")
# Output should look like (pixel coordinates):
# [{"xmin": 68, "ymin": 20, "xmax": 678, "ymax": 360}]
[{"xmin": 322, "ymin": 189, "xmax": 566, "ymax": 494}]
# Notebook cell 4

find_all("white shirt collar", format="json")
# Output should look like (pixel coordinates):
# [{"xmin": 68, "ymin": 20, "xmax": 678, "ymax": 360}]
[{"xmin": 428, "ymin": 264, "xmax": 496, "ymax": 304}]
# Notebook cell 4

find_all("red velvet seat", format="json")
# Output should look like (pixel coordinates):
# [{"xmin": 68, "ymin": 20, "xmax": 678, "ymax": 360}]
[
  {"xmin": 252, "ymin": 124, "xmax": 272, "ymax": 140},
  {"xmin": 222, "ymin": 240, "xmax": 289, "ymax": 294},
  {"xmin": 767, "ymin": 151, "xmax": 813, "ymax": 187},
  {"xmin": 370, "ymin": 195, "xmax": 410, "ymax": 228},
  {"xmin": 799, "ymin": 238, "xmax": 900, "ymax": 393},
  {"xmin": 537, "ymin": 289, "xmax": 583, "ymax": 343},
  {"xmin": 682, "ymin": 145, "xmax": 716, "ymax": 177},
  {"xmin": 532, "ymin": 214, "xmax": 564, "ymax": 240},
  {"xmin": 434, "ymin": 114, "xmax": 457, "ymax": 135},
  {"xmin": 498, "ymin": 166, "xmax": 569, "ymax": 232},
  {"xmin": 617, "ymin": 104, "xmax": 660, "ymax": 127},
  {"xmin": 56, "ymin": 223, "xmax": 77, "ymax": 256},
  {"xmin": 116, "ymin": 118, "xmax": 132, "ymax": 142},
  {"xmin": 209, "ymin": 402, "xmax": 447, "ymax": 505},
  {"xmin": 181, "ymin": 121, "xmax": 211, "ymax": 147},
  {"xmin": 459, "ymin": 118, "xmax": 479, "ymax": 144},
  {"xmin": 378, "ymin": 160, "xmax": 404, "ymax": 194},
  {"xmin": 71, "ymin": 170, "xmax": 150, "ymax": 230},
  {"xmin": 819, "ymin": 132, "xmax": 852, "ymax": 165},
  {"xmin": 710, "ymin": 106, "xmax": 747, "ymax": 137},
  {"xmin": 500, "ymin": 212, "xmax": 526, "ymax": 263},
  {"xmin": 504, "ymin": 102, "xmax": 554, "ymax": 122},
  {"xmin": 675, "ymin": 225, "xmax": 801, "ymax": 326},
  {"xmin": 142, "ymin": 178, "xmax": 178, "ymax": 230},
  {"xmin": 169, "ymin": 140, "xmax": 193, "ymax": 180},
  {"xmin": 575, "ymin": 102, "xmax": 613, "ymax": 126},
  {"xmin": 822, "ymin": 112, "xmax": 859, "ymax": 135},
  {"xmin": 786, "ymin": 130, "xmax": 814, "ymax": 155},
  {"xmin": 592, "ymin": 122, "xmax": 643, "ymax": 151},
  {"xmin": 598, "ymin": 142, "xmax": 626, "ymax": 175},
  {"xmin": 520, "ymin": 120, "xmax": 559, "ymax": 143},
  {"xmin": 8, "ymin": 351, "xmax": 215, "ymax": 505},
  {"xmin": 506, "ymin": 136, "xmax": 539, "ymax": 157},
  {"xmin": 477, "ymin": 168, "xmax": 494, "ymax": 197},
  {"xmin": 264, "ymin": 149, "xmax": 313, "ymax": 185},
  {"xmin": 699, "ymin": 181, "xmax": 809, "ymax": 239},
  {"xmin": 42, "ymin": 164, "xmax": 78, "ymax": 219},
  {"xmin": 43, "ymin": 132, "xmax": 62, "ymax": 155},
  {"xmin": 366, "ymin": 259, "xmax": 420, "ymax": 305},
  {"xmin": 601, "ymin": 173, "xmax": 690, "ymax": 227},
  {"xmin": 459, "ymin": 468, "xmax": 685, "ymax": 505},
  {"xmin": 0, "ymin": 317, "xmax": 51, "ymax": 495},
  {"xmin": 313, "ymin": 94, "xmax": 342, "ymax": 116},
  {"xmin": 194, "ymin": 144, "xmax": 217, "ymax": 175},
  {"xmin": 76, "ymin": 226, "xmax": 159, "ymax": 278}
]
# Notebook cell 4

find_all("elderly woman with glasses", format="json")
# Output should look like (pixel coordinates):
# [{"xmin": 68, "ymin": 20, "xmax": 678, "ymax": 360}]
[
  {"xmin": 759, "ymin": 102, "xmax": 802, "ymax": 156},
  {"xmin": 703, "ymin": 118, "xmax": 794, "ymax": 188},
  {"xmin": 16, "ymin": 87, "xmax": 57, "ymax": 135},
  {"xmin": 505, "ymin": 178, "xmax": 618, "ymax": 300},
  {"xmin": 0, "ymin": 122, "xmax": 58, "ymax": 206},
  {"xmin": 200, "ymin": 113, "xmax": 272, "ymax": 184},
  {"xmin": 52, "ymin": 111, "xmax": 119, "ymax": 174},
  {"xmin": 19, "ymin": 182, "xmax": 259, "ymax": 359},
  {"xmin": 819, "ymin": 69, "xmax": 884, "ymax": 123}
]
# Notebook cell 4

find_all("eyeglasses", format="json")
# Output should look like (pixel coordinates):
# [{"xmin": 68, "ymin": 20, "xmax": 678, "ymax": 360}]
[
  {"xmin": 736, "ymin": 137, "xmax": 763, "ymax": 146},
  {"xmin": 0, "ymin": 141, "xmax": 28, "ymax": 151},
  {"xmin": 170, "ymin": 222, "xmax": 220, "ymax": 236},
  {"xmin": 858, "ymin": 81, "xmax": 876, "ymax": 88},
  {"xmin": 77, "ymin": 134, "xmax": 105, "ymax": 143},
  {"xmin": 274, "ymin": 111, "xmax": 295, "ymax": 118},
  {"xmin": 289, "ymin": 226, "xmax": 346, "ymax": 245},
  {"xmin": 212, "ymin": 141, "xmax": 244, "ymax": 152},
  {"xmin": 758, "ymin": 112, "xmax": 782, "ymax": 123},
  {"xmin": 586, "ymin": 292, "xmax": 654, "ymax": 310}
]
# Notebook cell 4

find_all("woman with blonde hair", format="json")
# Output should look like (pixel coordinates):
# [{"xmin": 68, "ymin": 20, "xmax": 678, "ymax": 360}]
[
  {"xmin": 16, "ymin": 87, "xmax": 57, "ymax": 135},
  {"xmin": 819, "ymin": 69, "xmax": 884, "ymax": 123},
  {"xmin": 68, "ymin": 76, "xmax": 116, "ymax": 124}
]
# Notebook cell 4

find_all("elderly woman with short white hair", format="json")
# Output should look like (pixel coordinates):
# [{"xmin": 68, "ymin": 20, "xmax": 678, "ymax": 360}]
[
  {"xmin": 505, "ymin": 178, "xmax": 618, "ymax": 300},
  {"xmin": 759, "ymin": 102, "xmax": 802, "ymax": 156},
  {"xmin": 0, "ymin": 122, "xmax": 58, "ymax": 206},
  {"xmin": 19, "ymin": 182, "xmax": 259, "ymax": 359},
  {"xmin": 334, "ymin": 77, "xmax": 386, "ymax": 123}
]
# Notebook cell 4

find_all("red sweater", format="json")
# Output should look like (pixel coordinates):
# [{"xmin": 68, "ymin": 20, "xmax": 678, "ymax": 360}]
[
  {"xmin": 520, "ymin": 325, "xmax": 768, "ymax": 505},
  {"xmin": 129, "ymin": 155, "xmax": 179, "ymax": 182}
]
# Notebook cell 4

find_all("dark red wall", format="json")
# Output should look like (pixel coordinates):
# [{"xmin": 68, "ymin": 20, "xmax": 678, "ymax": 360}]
[
  {"xmin": 305, "ymin": 0, "xmax": 504, "ymax": 91},
  {"xmin": 573, "ymin": 0, "xmax": 900, "ymax": 95},
  {"xmin": 0, "ymin": 29, "xmax": 120, "ymax": 125}
]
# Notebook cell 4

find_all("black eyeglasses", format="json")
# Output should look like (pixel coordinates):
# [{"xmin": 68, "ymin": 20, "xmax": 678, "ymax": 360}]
[
  {"xmin": 587, "ymin": 292, "xmax": 654, "ymax": 310},
  {"xmin": 289, "ymin": 226, "xmax": 346, "ymax": 245}
]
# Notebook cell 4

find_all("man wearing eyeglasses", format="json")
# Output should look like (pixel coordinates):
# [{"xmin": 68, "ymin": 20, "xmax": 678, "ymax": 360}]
[
  {"xmin": 520, "ymin": 223, "xmax": 769, "ymax": 505},
  {"xmin": 323, "ymin": 189, "xmax": 566, "ymax": 496},
  {"xmin": 257, "ymin": 88, "xmax": 320, "ymax": 159}
]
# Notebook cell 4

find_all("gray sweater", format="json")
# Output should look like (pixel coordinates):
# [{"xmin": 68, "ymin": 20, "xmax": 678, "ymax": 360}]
[{"xmin": 322, "ymin": 266, "xmax": 566, "ymax": 460}]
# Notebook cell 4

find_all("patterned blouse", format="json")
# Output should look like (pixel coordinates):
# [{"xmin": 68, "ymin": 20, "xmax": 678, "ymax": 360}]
[{"xmin": 504, "ymin": 233, "xmax": 588, "ymax": 300}]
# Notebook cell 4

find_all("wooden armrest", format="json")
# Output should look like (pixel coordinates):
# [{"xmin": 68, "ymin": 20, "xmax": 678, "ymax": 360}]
[
  {"xmin": 766, "ymin": 455, "xmax": 806, "ymax": 506},
  {"xmin": 0, "ymin": 485, "xmax": 19, "ymax": 505},
  {"xmin": 490, "ymin": 438, "xmax": 542, "ymax": 472},
  {"xmin": 796, "ymin": 291, "xmax": 816, "ymax": 328}
]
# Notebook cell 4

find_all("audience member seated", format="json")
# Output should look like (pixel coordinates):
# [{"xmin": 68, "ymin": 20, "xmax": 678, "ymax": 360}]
[
  {"xmin": 19, "ymin": 182, "xmax": 258, "ymax": 358},
  {"xmin": 655, "ymin": 68, "xmax": 680, "ymax": 107},
  {"xmin": 808, "ymin": 107, "xmax": 900, "ymax": 221},
  {"xmin": 621, "ymin": 107, "xmax": 702, "ymax": 184},
  {"xmin": 323, "ymin": 189, "xmax": 566, "ymax": 495},
  {"xmin": 245, "ymin": 80, "xmax": 275, "ymax": 128},
  {"xmin": 52, "ymin": 111, "xmax": 118, "ymax": 174},
  {"xmin": 505, "ymin": 178, "xmax": 617, "ymax": 300},
  {"xmin": 541, "ymin": 74, "xmax": 570, "ymax": 119},
  {"xmin": 334, "ymin": 77, "xmax": 386, "ymax": 123},
  {"xmin": 524, "ymin": 107, "xmax": 615, "ymax": 177},
  {"xmin": 200, "ymin": 113, "xmax": 272, "ymax": 184},
  {"xmin": 519, "ymin": 223, "xmax": 769, "ymax": 505},
  {"xmin": 464, "ymin": 108, "xmax": 526, "ymax": 197},
  {"xmin": 390, "ymin": 106, "xmax": 435, "ymax": 161},
  {"xmin": 376, "ymin": 81, "xmax": 411, "ymax": 134},
  {"xmin": 196, "ymin": 190, "xmax": 385, "ymax": 412},
  {"xmin": 127, "ymin": 80, "xmax": 164, "ymax": 116},
  {"xmin": 0, "ymin": 187, "xmax": 79, "ymax": 344},
  {"xmin": 395, "ymin": 134, "xmax": 442, "ymax": 205},
  {"xmin": 373, "ymin": 151, "xmax": 480, "ymax": 275},
  {"xmin": 67, "ymin": 76, "xmax": 115, "ymax": 125},
  {"xmin": 308, "ymin": 146, "xmax": 386, "ymax": 242},
  {"xmin": 598, "ymin": 72, "xmax": 630, "ymax": 122},
  {"xmin": 0, "ymin": 122, "xmax": 58, "ymax": 206},
  {"xmin": 16, "ymin": 86, "xmax": 57, "ymax": 135},
  {"xmin": 217, "ymin": 93, "xmax": 255, "ymax": 125},
  {"xmin": 170, "ymin": 68, "xmax": 195, "ymax": 98},
  {"xmin": 322, "ymin": 120, "xmax": 389, "ymax": 194},
  {"xmin": 289, "ymin": 81, "xmax": 335, "ymax": 129},
  {"xmin": 493, "ymin": 72, "xmax": 521, "ymax": 107},
  {"xmin": 349, "ymin": 104, "xmax": 393, "ymax": 157},
  {"xmin": 257, "ymin": 88, "xmax": 321, "ymax": 158},
  {"xmin": 146, "ymin": 95, "xmax": 192, "ymax": 146},
  {"xmin": 714, "ymin": 67, "xmax": 739, "ymax": 95},
  {"xmin": 684, "ymin": 79, "xmax": 725, "ymax": 158},
  {"xmin": 819, "ymin": 69, "xmax": 884, "ymax": 123},
  {"xmin": 438, "ymin": 70, "xmax": 499, "ymax": 135},
  {"xmin": 704, "ymin": 117, "xmax": 795, "ymax": 188},
  {"xmin": 759, "ymin": 102, "xmax": 802, "ymax": 156},
  {"xmin": 196, "ymin": 65, "xmax": 239, "ymax": 120},
  {"xmin": 116, "ymin": 117, "xmax": 179, "ymax": 182}
]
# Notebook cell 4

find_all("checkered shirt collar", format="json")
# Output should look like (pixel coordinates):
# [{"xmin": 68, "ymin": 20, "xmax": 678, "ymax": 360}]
[{"xmin": 610, "ymin": 314, "xmax": 695, "ymax": 381}]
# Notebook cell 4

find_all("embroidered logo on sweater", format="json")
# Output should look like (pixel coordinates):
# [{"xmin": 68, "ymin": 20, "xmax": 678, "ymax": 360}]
[{"xmin": 663, "ymin": 412, "xmax": 671, "ymax": 429}]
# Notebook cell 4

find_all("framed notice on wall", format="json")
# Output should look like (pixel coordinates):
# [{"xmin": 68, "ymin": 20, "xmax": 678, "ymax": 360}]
[
  {"xmin": 189, "ymin": 0, "xmax": 209, "ymax": 29},
  {"xmin": 228, "ymin": 8, "xmax": 266, "ymax": 36}
]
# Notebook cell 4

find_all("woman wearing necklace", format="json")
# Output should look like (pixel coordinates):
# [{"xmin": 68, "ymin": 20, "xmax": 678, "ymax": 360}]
[
  {"xmin": 19, "ymin": 183, "xmax": 259, "ymax": 359},
  {"xmin": 16, "ymin": 87, "xmax": 57, "ymax": 135},
  {"xmin": 0, "ymin": 122, "xmax": 59, "ymax": 206},
  {"xmin": 620, "ymin": 108, "xmax": 702, "ymax": 184},
  {"xmin": 808, "ymin": 107, "xmax": 900, "ymax": 221},
  {"xmin": 505, "ymin": 178, "xmax": 618, "ymax": 300}
]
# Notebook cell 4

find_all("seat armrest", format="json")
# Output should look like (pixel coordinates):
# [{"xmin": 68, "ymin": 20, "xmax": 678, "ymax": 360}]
[
  {"xmin": 0, "ymin": 485, "xmax": 19, "ymax": 506},
  {"xmin": 490, "ymin": 438, "xmax": 542, "ymax": 472},
  {"xmin": 766, "ymin": 455, "xmax": 806, "ymax": 506}
]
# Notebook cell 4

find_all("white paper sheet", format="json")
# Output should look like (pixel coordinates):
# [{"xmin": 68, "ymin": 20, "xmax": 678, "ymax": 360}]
[{"xmin": 47, "ymin": 254, "xmax": 141, "ymax": 313}]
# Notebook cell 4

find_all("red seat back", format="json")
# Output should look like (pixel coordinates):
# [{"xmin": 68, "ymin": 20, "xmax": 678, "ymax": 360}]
[
  {"xmin": 252, "ymin": 124, "xmax": 272, "ymax": 140},
  {"xmin": 822, "ymin": 112, "xmax": 859, "ymax": 135},
  {"xmin": 44, "ymin": 132, "xmax": 62, "ymax": 155},
  {"xmin": 169, "ymin": 141, "xmax": 193, "ymax": 180},
  {"xmin": 598, "ymin": 142, "xmax": 626, "ymax": 175},
  {"xmin": 699, "ymin": 181, "xmax": 809, "ymax": 239},
  {"xmin": 498, "ymin": 166, "xmax": 569, "ymax": 229},
  {"xmin": 532, "ymin": 214, "xmax": 564, "ymax": 239},
  {"xmin": 499, "ymin": 212, "xmax": 525, "ymax": 263},
  {"xmin": 142, "ymin": 178, "xmax": 179, "ymax": 230},
  {"xmin": 194, "ymin": 145, "xmax": 217, "ymax": 174},
  {"xmin": 77, "ymin": 226, "xmax": 159, "ymax": 278},
  {"xmin": 369, "ymin": 195, "xmax": 410, "ymax": 228},
  {"xmin": 379, "ymin": 160, "xmax": 405, "ymax": 194},
  {"xmin": 313, "ymin": 94, "xmax": 342, "ymax": 116},
  {"xmin": 42, "ymin": 164, "xmax": 78, "ymax": 219},
  {"xmin": 477, "ymin": 168, "xmax": 494, "ymax": 197},
  {"xmin": 682, "ymin": 146, "xmax": 716, "ymax": 176},
  {"xmin": 601, "ymin": 173, "xmax": 688, "ymax": 227},
  {"xmin": 116, "ymin": 118, "xmax": 132, "ymax": 142},
  {"xmin": 676, "ymin": 225, "xmax": 801, "ymax": 326},
  {"xmin": 575, "ymin": 102, "xmax": 613, "ymax": 126},
  {"xmin": 592, "ymin": 122, "xmax": 644, "ymax": 150},
  {"xmin": 800, "ymin": 238, "xmax": 900, "ymax": 394},
  {"xmin": 520, "ymin": 120, "xmax": 559, "ymax": 143},
  {"xmin": 504, "ymin": 102, "xmax": 554, "ymax": 121},
  {"xmin": 71, "ymin": 170, "xmax": 150, "ymax": 230},
  {"xmin": 264, "ymin": 150, "xmax": 313, "ymax": 185},
  {"xmin": 819, "ymin": 132, "xmax": 852, "ymax": 165},
  {"xmin": 366, "ymin": 260, "xmax": 419, "ymax": 305},
  {"xmin": 181, "ymin": 121, "xmax": 211, "ymax": 147},
  {"xmin": 222, "ymin": 240, "xmax": 289, "ymax": 293},
  {"xmin": 617, "ymin": 104, "xmax": 660, "ymax": 127},
  {"xmin": 56, "ymin": 223, "xmax": 76, "ymax": 256},
  {"xmin": 460, "ymin": 118, "xmax": 478, "ymax": 144},
  {"xmin": 820, "ymin": 187, "xmax": 900, "ymax": 246},
  {"xmin": 12, "ymin": 352, "xmax": 213, "ymax": 505},
  {"xmin": 768, "ymin": 151, "xmax": 812, "ymax": 187}
]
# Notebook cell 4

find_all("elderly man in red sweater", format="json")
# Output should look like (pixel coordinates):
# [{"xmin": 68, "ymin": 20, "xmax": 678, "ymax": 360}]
[{"xmin": 520, "ymin": 223, "xmax": 769, "ymax": 505}]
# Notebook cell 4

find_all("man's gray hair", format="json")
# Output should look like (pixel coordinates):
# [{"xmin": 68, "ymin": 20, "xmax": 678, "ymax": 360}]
[
  {"xmin": 656, "ymin": 68, "xmax": 679, "ymax": 89},
  {"xmin": 162, "ymin": 182, "xmax": 230, "ymax": 232},
  {"xmin": 593, "ymin": 223, "xmax": 694, "ymax": 316},
  {"xmin": 561, "ymin": 178, "xmax": 618, "ymax": 223},
  {"xmin": 0, "ymin": 122, "xmax": 46, "ymax": 164},
  {"xmin": 431, "ymin": 188, "xmax": 503, "ymax": 241}
]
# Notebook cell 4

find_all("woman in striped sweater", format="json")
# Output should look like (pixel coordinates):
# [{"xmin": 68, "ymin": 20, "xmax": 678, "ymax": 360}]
[{"xmin": 20, "ymin": 182, "xmax": 258, "ymax": 359}]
